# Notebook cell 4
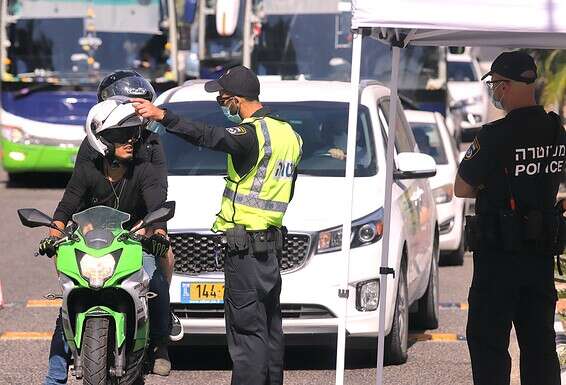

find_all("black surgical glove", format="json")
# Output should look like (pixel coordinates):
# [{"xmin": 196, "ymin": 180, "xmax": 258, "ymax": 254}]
[
  {"xmin": 142, "ymin": 233, "xmax": 170, "ymax": 259},
  {"xmin": 38, "ymin": 236, "xmax": 59, "ymax": 258}
]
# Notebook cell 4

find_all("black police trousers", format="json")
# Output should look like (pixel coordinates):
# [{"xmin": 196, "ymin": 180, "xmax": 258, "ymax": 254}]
[
  {"xmin": 466, "ymin": 250, "xmax": 560, "ymax": 385},
  {"xmin": 224, "ymin": 246, "xmax": 284, "ymax": 385}
]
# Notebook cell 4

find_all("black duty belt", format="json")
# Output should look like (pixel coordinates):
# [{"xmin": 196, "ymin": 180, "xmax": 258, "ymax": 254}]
[{"xmin": 224, "ymin": 225, "xmax": 286, "ymax": 255}]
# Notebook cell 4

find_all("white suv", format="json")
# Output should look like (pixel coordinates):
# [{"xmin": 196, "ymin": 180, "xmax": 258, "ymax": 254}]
[{"xmin": 157, "ymin": 80, "xmax": 440, "ymax": 363}]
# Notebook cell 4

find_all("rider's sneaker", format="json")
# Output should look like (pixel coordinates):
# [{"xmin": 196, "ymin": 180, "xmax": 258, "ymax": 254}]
[
  {"xmin": 169, "ymin": 312, "xmax": 184, "ymax": 342},
  {"xmin": 152, "ymin": 344, "xmax": 171, "ymax": 376}
]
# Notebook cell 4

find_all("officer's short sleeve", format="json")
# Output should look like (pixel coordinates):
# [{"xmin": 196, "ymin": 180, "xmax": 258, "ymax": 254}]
[{"xmin": 457, "ymin": 127, "xmax": 494, "ymax": 188}]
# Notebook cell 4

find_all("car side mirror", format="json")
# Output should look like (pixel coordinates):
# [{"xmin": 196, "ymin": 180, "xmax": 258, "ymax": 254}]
[
  {"xmin": 394, "ymin": 152, "xmax": 437, "ymax": 180},
  {"xmin": 130, "ymin": 201, "xmax": 176, "ymax": 233}
]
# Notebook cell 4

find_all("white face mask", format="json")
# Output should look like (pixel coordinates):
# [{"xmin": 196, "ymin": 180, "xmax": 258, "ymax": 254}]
[{"xmin": 488, "ymin": 82, "xmax": 505, "ymax": 110}]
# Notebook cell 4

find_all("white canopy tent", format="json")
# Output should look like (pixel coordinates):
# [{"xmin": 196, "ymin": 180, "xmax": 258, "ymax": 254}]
[{"xmin": 336, "ymin": 1, "xmax": 566, "ymax": 385}]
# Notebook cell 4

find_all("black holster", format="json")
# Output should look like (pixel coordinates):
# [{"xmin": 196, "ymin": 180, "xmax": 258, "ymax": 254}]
[
  {"xmin": 225, "ymin": 225, "xmax": 251, "ymax": 253},
  {"xmin": 250, "ymin": 226, "xmax": 286, "ymax": 255}
]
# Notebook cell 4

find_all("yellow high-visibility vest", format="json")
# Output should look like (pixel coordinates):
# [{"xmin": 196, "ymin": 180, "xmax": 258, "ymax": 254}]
[{"xmin": 212, "ymin": 115, "xmax": 302, "ymax": 232}]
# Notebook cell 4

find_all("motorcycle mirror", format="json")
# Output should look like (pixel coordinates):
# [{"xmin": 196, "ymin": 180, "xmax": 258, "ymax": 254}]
[
  {"xmin": 130, "ymin": 201, "xmax": 176, "ymax": 234},
  {"xmin": 17, "ymin": 208, "xmax": 71, "ymax": 236},
  {"xmin": 18, "ymin": 208, "xmax": 55, "ymax": 228}
]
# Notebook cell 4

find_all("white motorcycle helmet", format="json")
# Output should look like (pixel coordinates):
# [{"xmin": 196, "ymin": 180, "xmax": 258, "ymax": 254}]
[{"xmin": 86, "ymin": 96, "xmax": 145, "ymax": 157}]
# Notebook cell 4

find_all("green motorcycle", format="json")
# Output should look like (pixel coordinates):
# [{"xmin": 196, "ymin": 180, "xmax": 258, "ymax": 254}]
[{"xmin": 18, "ymin": 203, "xmax": 175, "ymax": 385}]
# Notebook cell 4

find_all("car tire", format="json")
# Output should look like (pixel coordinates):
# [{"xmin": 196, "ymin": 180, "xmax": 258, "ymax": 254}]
[
  {"xmin": 384, "ymin": 263, "xmax": 408, "ymax": 365},
  {"xmin": 412, "ymin": 235, "xmax": 440, "ymax": 330}
]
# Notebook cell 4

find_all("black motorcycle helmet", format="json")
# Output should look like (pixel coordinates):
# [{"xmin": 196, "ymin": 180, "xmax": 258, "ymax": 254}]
[{"xmin": 97, "ymin": 70, "xmax": 156, "ymax": 102}]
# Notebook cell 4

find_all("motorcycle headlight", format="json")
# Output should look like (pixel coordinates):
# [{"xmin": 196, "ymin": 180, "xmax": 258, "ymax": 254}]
[
  {"xmin": 316, "ymin": 208, "xmax": 384, "ymax": 254},
  {"xmin": 78, "ymin": 253, "xmax": 118, "ymax": 288},
  {"xmin": 433, "ymin": 184, "xmax": 454, "ymax": 204}
]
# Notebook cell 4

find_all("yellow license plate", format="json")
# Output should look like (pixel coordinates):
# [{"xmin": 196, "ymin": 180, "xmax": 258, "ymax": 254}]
[{"xmin": 183, "ymin": 282, "xmax": 225, "ymax": 303}]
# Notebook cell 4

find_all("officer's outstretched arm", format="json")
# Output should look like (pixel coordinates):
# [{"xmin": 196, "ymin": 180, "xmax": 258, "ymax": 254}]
[{"xmin": 454, "ymin": 173, "xmax": 477, "ymax": 198}]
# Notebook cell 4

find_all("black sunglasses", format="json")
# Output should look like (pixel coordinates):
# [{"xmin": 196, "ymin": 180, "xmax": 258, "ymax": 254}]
[{"xmin": 216, "ymin": 95, "xmax": 235, "ymax": 106}]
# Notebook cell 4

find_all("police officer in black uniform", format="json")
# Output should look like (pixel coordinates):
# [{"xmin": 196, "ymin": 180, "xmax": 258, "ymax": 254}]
[{"xmin": 455, "ymin": 51, "xmax": 564, "ymax": 385}]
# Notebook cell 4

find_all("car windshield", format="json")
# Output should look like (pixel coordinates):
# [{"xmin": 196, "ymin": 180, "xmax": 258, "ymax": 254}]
[
  {"xmin": 447, "ymin": 61, "xmax": 477, "ymax": 82},
  {"xmin": 72, "ymin": 206, "xmax": 130, "ymax": 238},
  {"xmin": 161, "ymin": 101, "xmax": 377, "ymax": 177},
  {"xmin": 3, "ymin": 0, "xmax": 170, "ymax": 83},
  {"xmin": 409, "ymin": 122, "xmax": 448, "ymax": 165}
]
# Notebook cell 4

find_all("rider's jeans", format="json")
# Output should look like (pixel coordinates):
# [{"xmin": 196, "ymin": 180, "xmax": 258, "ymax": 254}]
[{"xmin": 44, "ymin": 253, "xmax": 170, "ymax": 385}]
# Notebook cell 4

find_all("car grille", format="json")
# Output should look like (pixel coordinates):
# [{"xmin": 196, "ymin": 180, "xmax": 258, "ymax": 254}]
[
  {"xmin": 172, "ymin": 304, "xmax": 335, "ymax": 319},
  {"xmin": 171, "ymin": 233, "xmax": 312, "ymax": 274}
]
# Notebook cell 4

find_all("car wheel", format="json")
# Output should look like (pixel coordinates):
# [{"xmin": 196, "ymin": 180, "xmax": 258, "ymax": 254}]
[
  {"xmin": 412, "ymin": 235, "xmax": 440, "ymax": 330},
  {"xmin": 384, "ymin": 263, "xmax": 408, "ymax": 365}
]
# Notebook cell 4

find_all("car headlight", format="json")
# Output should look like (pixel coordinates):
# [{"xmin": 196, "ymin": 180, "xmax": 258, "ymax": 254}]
[
  {"xmin": 433, "ymin": 184, "xmax": 454, "ymax": 204},
  {"xmin": 78, "ymin": 252, "xmax": 118, "ymax": 288},
  {"xmin": 356, "ymin": 279, "xmax": 380, "ymax": 312},
  {"xmin": 439, "ymin": 217, "xmax": 455, "ymax": 234},
  {"xmin": 316, "ymin": 208, "xmax": 384, "ymax": 254}
]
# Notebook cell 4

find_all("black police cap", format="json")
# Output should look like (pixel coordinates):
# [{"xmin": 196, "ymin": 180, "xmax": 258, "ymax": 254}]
[
  {"xmin": 204, "ymin": 65, "xmax": 260, "ymax": 99},
  {"xmin": 481, "ymin": 51, "xmax": 537, "ymax": 84}
]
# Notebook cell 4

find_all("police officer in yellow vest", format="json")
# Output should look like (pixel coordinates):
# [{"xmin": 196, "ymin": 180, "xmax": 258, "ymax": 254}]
[{"xmin": 131, "ymin": 65, "xmax": 302, "ymax": 385}]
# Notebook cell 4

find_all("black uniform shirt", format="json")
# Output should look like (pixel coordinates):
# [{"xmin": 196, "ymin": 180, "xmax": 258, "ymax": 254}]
[
  {"xmin": 53, "ymin": 158, "xmax": 167, "ymax": 230},
  {"xmin": 458, "ymin": 106, "xmax": 566, "ymax": 214}
]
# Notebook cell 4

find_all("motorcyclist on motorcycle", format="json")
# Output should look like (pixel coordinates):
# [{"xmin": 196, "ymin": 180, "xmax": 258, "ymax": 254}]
[
  {"xmin": 76, "ymin": 71, "xmax": 183, "ymax": 344},
  {"xmin": 41, "ymin": 97, "xmax": 173, "ymax": 385}
]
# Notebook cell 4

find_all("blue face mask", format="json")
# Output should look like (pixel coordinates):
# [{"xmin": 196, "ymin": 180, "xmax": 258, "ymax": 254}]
[{"xmin": 221, "ymin": 106, "xmax": 243, "ymax": 124}]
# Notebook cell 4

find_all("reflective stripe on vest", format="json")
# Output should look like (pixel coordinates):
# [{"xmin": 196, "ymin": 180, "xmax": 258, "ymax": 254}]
[
  {"xmin": 250, "ymin": 120, "xmax": 272, "ymax": 198},
  {"xmin": 222, "ymin": 187, "xmax": 289, "ymax": 213}
]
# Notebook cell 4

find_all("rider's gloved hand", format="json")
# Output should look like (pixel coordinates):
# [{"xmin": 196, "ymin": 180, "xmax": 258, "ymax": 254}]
[
  {"xmin": 141, "ymin": 233, "xmax": 170, "ymax": 259},
  {"xmin": 38, "ymin": 236, "xmax": 59, "ymax": 258}
]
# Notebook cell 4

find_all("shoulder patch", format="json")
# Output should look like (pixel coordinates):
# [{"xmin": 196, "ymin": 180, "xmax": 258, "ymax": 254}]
[
  {"xmin": 225, "ymin": 126, "xmax": 247, "ymax": 136},
  {"xmin": 464, "ymin": 137, "xmax": 480, "ymax": 160}
]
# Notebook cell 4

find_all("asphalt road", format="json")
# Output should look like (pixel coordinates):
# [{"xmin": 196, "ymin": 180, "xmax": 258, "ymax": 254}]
[{"xmin": 0, "ymin": 169, "xmax": 521, "ymax": 385}]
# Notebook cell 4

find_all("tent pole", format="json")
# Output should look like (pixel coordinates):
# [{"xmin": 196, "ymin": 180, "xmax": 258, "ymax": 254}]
[
  {"xmin": 335, "ymin": 28, "xmax": 363, "ymax": 385},
  {"xmin": 376, "ymin": 45, "xmax": 402, "ymax": 385}
]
